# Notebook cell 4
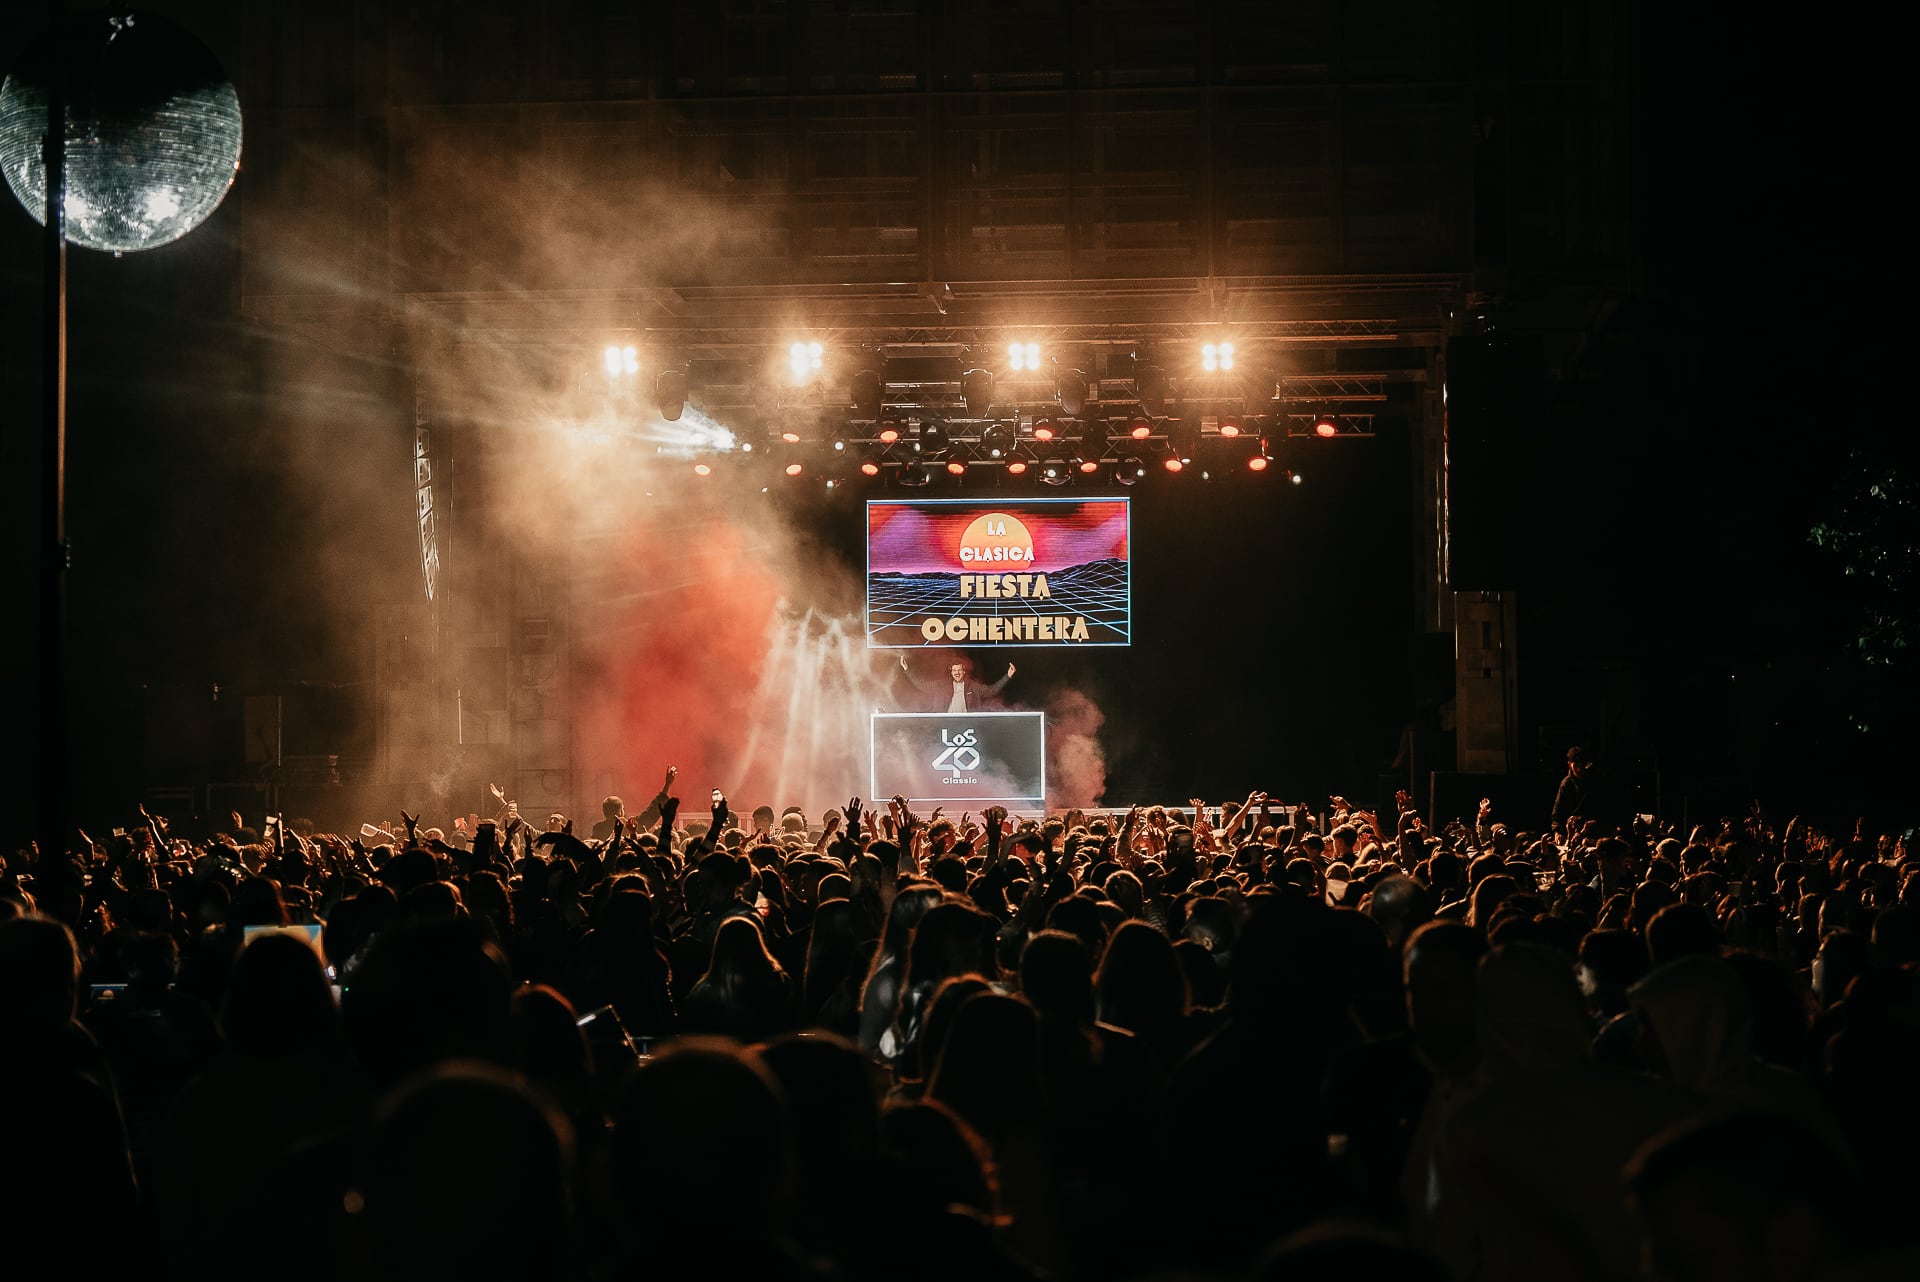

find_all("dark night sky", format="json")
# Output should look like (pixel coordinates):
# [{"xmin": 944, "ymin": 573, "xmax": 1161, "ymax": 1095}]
[{"xmin": 0, "ymin": 10, "xmax": 1904, "ymax": 833}]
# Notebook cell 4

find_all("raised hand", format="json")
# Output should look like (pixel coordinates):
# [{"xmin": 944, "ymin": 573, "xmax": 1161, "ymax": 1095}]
[
  {"xmin": 489, "ymin": 782, "xmax": 507, "ymax": 803},
  {"xmin": 661, "ymin": 795, "xmax": 681, "ymax": 827},
  {"xmin": 846, "ymin": 797, "xmax": 863, "ymax": 825},
  {"xmin": 663, "ymin": 765, "xmax": 679, "ymax": 791}
]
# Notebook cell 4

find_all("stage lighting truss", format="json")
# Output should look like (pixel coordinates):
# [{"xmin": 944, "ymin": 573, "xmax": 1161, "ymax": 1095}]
[
  {"xmin": 1287, "ymin": 411, "xmax": 1375, "ymax": 439},
  {"xmin": 660, "ymin": 348, "xmax": 1393, "ymax": 488}
]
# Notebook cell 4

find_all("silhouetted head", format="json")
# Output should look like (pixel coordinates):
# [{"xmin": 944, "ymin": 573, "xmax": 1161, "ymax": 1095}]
[
  {"xmin": 1019, "ymin": 929, "xmax": 1094, "ymax": 1025},
  {"xmin": 353, "ymin": 1063, "xmax": 573, "ymax": 1282},
  {"xmin": 342, "ymin": 916, "xmax": 517, "ymax": 1091},
  {"xmin": 927, "ymin": 992, "xmax": 1041, "ymax": 1140},
  {"xmin": 224, "ymin": 930, "xmax": 338, "ymax": 1056},
  {"xmin": 0, "ymin": 914, "xmax": 80, "ymax": 1028},
  {"xmin": 608, "ymin": 1039, "xmax": 792, "ymax": 1253}
]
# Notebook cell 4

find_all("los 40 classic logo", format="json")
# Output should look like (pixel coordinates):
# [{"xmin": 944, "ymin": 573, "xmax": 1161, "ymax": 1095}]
[{"xmin": 931, "ymin": 728, "xmax": 983, "ymax": 774}]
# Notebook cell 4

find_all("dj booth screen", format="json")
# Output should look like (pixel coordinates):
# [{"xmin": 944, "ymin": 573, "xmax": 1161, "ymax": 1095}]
[
  {"xmin": 870, "ymin": 712, "xmax": 1046, "ymax": 806},
  {"xmin": 866, "ymin": 498, "xmax": 1130, "ymax": 648}
]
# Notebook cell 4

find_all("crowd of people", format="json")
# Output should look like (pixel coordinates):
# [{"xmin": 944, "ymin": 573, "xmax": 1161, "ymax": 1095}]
[{"xmin": 4, "ymin": 766, "xmax": 1919, "ymax": 1281}]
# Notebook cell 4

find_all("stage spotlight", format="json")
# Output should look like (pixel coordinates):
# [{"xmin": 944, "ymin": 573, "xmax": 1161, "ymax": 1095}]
[
  {"xmin": 1290, "ymin": 469, "xmax": 1304, "ymax": 485},
  {"xmin": 919, "ymin": 419, "xmax": 950, "ymax": 458},
  {"xmin": 1136, "ymin": 363, "xmax": 1169, "ymax": 414},
  {"xmin": 655, "ymin": 368, "xmax": 687, "ymax": 421},
  {"xmin": 1006, "ymin": 457, "xmax": 1029, "ymax": 476},
  {"xmin": 877, "ymin": 418, "xmax": 902, "ymax": 444},
  {"xmin": 1009, "ymin": 340, "xmax": 1042, "ymax": 372},
  {"xmin": 602, "ymin": 344, "xmax": 638, "ymax": 378},
  {"xmin": 1201, "ymin": 341, "xmax": 1235, "ymax": 372},
  {"xmin": 1077, "ymin": 457, "xmax": 1101, "ymax": 475},
  {"xmin": 860, "ymin": 459, "xmax": 882, "ymax": 477},
  {"xmin": 788, "ymin": 340, "xmax": 824, "ymax": 382},
  {"xmin": 1128, "ymin": 414, "xmax": 1154, "ymax": 440},
  {"xmin": 784, "ymin": 461, "xmax": 805, "ymax": 478},
  {"xmin": 1163, "ymin": 456, "xmax": 1185, "ymax": 473},
  {"xmin": 1031, "ymin": 416, "xmax": 1058, "ymax": 443},
  {"xmin": 1312, "ymin": 410, "xmax": 1340, "ymax": 438},
  {"xmin": 1116, "ymin": 456, "xmax": 1146, "ymax": 485},
  {"xmin": 851, "ymin": 368, "xmax": 883, "ymax": 419},
  {"xmin": 693, "ymin": 462, "xmax": 713, "ymax": 477},
  {"xmin": 1040, "ymin": 458, "xmax": 1071, "ymax": 487},
  {"xmin": 1166, "ymin": 417, "xmax": 1201, "ymax": 463},
  {"xmin": 780, "ymin": 427, "xmax": 803, "ymax": 444},
  {"xmin": 980, "ymin": 421, "xmax": 1014, "ymax": 459},
  {"xmin": 962, "ymin": 368, "xmax": 994, "ymax": 417},
  {"xmin": 946, "ymin": 459, "xmax": 967, "ymax": 476},
  {"xmin": 1059, "ymin": 370, "xmax": 1088, "ymax": 416},
  {"xmin": 897, "ymin": 459, "xmax": 931, "ymax": 487},
  {"xmin": 1247, "ymin": 455, "xmax": 1269, "ymax": 472},
  {"xmin": 1218, "ymin": 411, "xmax": 1243, "ymax": 438}
]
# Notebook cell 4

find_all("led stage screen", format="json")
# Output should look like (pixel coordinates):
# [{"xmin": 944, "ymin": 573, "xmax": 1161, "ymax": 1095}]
[
  {"xmin": 865, "ymin": 498, "xmax": 1131, "ymax": 649},
  {"xmin": 870, "ymin": 712, "xmax": 1047, "ymax": 806}
]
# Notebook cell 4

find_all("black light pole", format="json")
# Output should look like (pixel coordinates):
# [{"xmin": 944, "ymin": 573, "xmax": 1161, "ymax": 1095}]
[{"xmin": 39, "ymin": 0, "xmax": 68, "ymax": 865}]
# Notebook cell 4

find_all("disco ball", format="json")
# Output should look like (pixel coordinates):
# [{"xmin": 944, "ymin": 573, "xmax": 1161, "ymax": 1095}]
[{"xmin": 0, "ymin": 10, "xmax": 241, "ymax": 254}]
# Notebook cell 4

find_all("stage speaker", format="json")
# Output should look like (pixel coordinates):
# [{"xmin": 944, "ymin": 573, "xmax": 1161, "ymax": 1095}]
[
  {"xmin": 1446, "ymin": 333, "xmax": 1544, "ymax": 590},
  {"xmin": 1456, "ymin": 590, "xmax": 1518, "ymax": 774}
]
